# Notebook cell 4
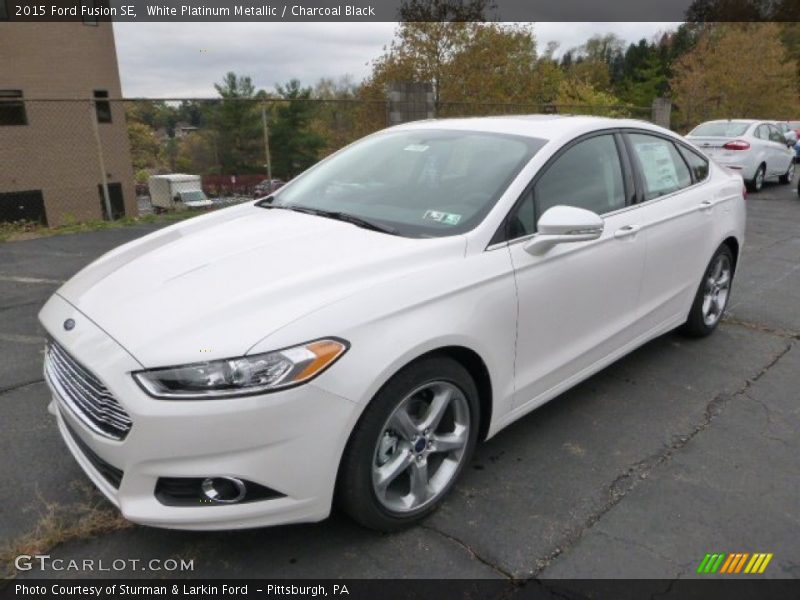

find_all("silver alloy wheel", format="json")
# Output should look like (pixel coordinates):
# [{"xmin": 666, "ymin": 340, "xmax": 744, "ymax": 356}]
[
  {"xmin": 787, "ymin": 162, "xmax": 795, "ymax": 181},
  {"xmin": 702, "ymin": 253, "xmax": 732, "ymax": 327},
  {"xmin": 372, "ymin": 381, "xmax": 470, "ymax": 513},
  {"xmin": 755, "ymin": 166, "xmax": 765, "ymax": 190}
]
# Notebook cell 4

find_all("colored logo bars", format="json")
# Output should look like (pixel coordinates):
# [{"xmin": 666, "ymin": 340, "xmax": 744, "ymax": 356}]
[{"xmin": 697, "ymin": 553, "xmax": 773, "ymax": 574}]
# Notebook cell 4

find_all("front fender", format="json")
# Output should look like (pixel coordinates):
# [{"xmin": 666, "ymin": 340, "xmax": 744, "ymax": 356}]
[{"xmin": 249, "ymin": 247, "xmax": 519, "ymax": 435}]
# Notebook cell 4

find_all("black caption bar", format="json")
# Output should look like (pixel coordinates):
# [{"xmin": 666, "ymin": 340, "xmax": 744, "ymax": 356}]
[
  {"xmin": 3, "ymin": 579, "xmax": 800, "ymax": 600},
  {"xmin": 3, "ymin": 0, "xmax": 800, "ymax": 22}
]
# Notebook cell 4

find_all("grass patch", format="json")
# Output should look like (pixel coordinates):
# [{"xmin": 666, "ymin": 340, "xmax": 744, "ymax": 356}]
[
  {"xmin": 0, "ymin": 210, "xmax": 208, "ymax": 243},
  {"xmin": 0, "ymin": 482, "xmax": 133, "ymax": 579}
]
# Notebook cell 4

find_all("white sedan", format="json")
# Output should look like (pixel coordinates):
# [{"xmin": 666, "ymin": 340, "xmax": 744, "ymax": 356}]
[
  {"xmin": 40, "ymin": 116, "xmax": 745, "ymax": 531},
  {"xmin": 686, "ymin": 119, "xmax": 795, "ymax": 192}
]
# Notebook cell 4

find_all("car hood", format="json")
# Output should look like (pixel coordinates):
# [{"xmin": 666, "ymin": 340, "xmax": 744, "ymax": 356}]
[{"xmin": 57, "ymin": 205, "xmax": 466, "ymax": 367}]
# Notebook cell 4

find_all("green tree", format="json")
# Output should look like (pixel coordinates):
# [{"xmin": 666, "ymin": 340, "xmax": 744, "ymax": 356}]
[
  {"xmin": 617, "ymin": 43, "xmax": 667, "ymax": 107},
  {"xmin": 311, "ymin": 76, "xmax": 362, "ymax": 155},
  {"xmin": 176, "ymin": 130, "xmax": 219, "ymax": 174},
  {"xmin": 126, "ymin": 100, "xmax": 177, "ymax": 135},
  {"xmin": 127, "ymin": 121, "xmax": 163, "ymax": 171},
  {"xmin": 209, "ymin": 72, "xmax": 265, "ymax": 173},
  {"xmin": 270, "ymin": 80, "xmax": 325, "ymax": 179}
]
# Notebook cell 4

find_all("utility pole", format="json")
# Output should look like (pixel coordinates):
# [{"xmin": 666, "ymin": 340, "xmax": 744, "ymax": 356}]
[
  {"xmin": 261, "ymin": 102, "xmax": 273, "ymax": 183},
  {"xmin": 91, "ymin": 99, "xmax": 113, "ymax": 220}
]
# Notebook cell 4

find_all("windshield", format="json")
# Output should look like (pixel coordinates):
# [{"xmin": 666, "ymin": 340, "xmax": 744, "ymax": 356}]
[
  {"xmin": 266, "ymin": 129, "xmax": 545, "ymax": 238},
  {"xmin": 180, "ymin": 190, "xmax": 207, "ymax": 203},
  {"xmin": 689, "ymin": 122, "xmax": 751, "ymax": 137}
]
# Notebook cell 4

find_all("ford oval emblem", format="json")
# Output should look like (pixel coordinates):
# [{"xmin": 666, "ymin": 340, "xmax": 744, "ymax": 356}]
[{"xmin": 63, "ymin": 319, "xmax": 75, "ymax": 331}]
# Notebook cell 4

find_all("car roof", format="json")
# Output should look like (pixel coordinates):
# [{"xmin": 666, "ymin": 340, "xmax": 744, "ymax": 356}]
[{"xmin": 390, "ymin": 114, "xmax": 672, "ymax": 143}]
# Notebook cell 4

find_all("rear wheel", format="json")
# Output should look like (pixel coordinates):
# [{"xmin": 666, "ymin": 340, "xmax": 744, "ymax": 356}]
[
  {"xmin": 681, "ymin": 245, "xmax": 734, "ymax": 338},
  {"xmin": 779, "ymin": 161, "xmax": 795, "ymax": 184},
  {"xmin": 337, "ymin": 356, "xmax": 479, "ymax": 531},
  {"xmin": 747, "ymin": 164, "xmax": 766, "ymax": 193}
]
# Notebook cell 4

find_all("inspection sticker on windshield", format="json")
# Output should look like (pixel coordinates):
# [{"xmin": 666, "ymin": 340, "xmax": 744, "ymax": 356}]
[
  {"xmin": 404, "ymin": 144, "xmax": 429, "ymax": 152},
  {"xmin": 423, "ymin": 210, "xmax": 462, "ymax": 225}
]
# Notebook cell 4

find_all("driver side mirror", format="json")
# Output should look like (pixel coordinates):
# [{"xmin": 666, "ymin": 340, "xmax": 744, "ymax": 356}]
[{"xmin": 523, "ymin": 205, "xmax": 604, "ymax": 256}]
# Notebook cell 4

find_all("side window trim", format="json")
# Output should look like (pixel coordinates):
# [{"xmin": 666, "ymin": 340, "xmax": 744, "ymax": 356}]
[
  {"xmin": 668, "ymin": 139, "xmax": 696, "ymax": 184},
  {"xmin": 614, "ymin": 132, "xmax": 637, "ymax": 207},
  {"xmin": 675, "ymin": 141, "xmax": 710, "ymax": 185},
  {"xmin": 490, "ymin": 128, "xmax": 628, "ymax": 246},
  {"xmin": 620, "ymin": 131, "xmax": 646, "ymax": 204}
]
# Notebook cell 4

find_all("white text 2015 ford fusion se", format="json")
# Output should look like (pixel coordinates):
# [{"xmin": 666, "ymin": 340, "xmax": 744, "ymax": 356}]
[{"xmin": 39, "ymin": 116, "xmax": 745, "ymax": 531}]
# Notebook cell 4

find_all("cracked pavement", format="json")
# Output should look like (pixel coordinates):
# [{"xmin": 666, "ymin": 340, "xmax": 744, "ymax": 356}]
[{"xmin": 1, "ymin": 181, "xmax": 798, "ymax": 581}]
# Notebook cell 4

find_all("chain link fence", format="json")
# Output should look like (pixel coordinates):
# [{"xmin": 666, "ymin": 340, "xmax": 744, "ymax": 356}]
[
  {"xmin": 0, "ymin": 95, "xmax": 652, "ymax": 229},
  {"xmin": 437, "ymin": 101, "xmax": 652, "ymax": 119}
]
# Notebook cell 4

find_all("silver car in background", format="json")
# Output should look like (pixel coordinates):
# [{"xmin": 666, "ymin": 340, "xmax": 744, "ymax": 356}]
[{"xmin": 687, "ymin": 120, "xmax": 795, "ymax": 192}]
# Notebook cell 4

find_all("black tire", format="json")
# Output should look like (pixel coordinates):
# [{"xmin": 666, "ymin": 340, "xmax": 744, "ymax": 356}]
[
  {"xmin": 337, "ymin": 355, "xmax": 480, "ymax": 531},
  {"xmin": 779, "ymin": 161, "xmax": 795, "ymax": 185},
  {"xmin": 747, "ymin": 164, "xmax": 766, "ymax": 193},
  {"xmin": 681, "ymin": 244, "xmax": 735, "ymax": 338}
]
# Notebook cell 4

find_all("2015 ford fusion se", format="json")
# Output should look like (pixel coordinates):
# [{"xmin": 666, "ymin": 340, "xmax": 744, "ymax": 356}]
[{"xmin": 39, "ymin": 116, "xmax": 745, "ymax": 531}]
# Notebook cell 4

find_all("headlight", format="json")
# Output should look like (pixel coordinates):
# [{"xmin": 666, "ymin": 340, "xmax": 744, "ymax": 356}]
[{"xmin": 132, "ymin": 338, "xmax": 348, "ymax": 399}]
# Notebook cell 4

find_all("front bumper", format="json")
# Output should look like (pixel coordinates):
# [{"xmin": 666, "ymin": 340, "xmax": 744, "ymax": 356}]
[{"xmin": 40, "ymin": 294, "xmax": 360, "ymax": 530}]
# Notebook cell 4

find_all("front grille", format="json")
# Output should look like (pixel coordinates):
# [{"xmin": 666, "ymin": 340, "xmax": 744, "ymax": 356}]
[
  {"xmin": 44, "ymin": 339, "xmax": 132, "ymax": 440},
  {"xmin": 63, "ymin": 418, "xmax": 124, "ymax": 489}
]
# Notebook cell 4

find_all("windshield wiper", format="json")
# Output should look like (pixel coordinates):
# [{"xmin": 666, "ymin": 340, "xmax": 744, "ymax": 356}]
[{"xmin": 263, "ymin": 204, "xmax": 398, "ymax": 236}]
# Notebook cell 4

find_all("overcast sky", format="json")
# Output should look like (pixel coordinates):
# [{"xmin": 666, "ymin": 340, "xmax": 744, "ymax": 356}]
[{"xmin": 113, "ymin": 22, "xmax": 679, "ymax": 98}]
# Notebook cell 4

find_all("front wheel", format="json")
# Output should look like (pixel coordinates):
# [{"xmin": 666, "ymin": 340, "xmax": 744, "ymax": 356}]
[
  {"xmin": 779, "ymin": 161, "xmax": 795, "ymax": 184},
  {"xmin": 337, "ymin": 356, "xmax": 479, "ymax": 531},
  {"xmin": 681, "ymin": 245, "xmax": 734, "ymax": 337}
]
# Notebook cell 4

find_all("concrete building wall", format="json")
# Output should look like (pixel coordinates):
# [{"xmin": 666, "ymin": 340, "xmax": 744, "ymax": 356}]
[{"xmin": 0, "ymin": 22, "xmax": 137, "ymax": 225}]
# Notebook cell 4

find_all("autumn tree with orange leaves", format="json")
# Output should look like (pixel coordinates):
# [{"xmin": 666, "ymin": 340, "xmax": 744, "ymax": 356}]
[{"xmin": 670, "ymin": 24, "xmax": 799, "ymax": 130}]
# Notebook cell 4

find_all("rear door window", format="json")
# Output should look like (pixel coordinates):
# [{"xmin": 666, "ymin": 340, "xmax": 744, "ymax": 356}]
[
  {"xmin": 767, "ymin": 125, "xmax": 785, "ymax": 144},
  {"xmin": 627, "ymin": 133, "xmax": 692, "ymax": 201}
]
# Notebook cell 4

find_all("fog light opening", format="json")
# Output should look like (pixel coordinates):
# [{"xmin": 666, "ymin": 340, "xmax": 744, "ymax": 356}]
[{"xmin": 201, "ymin": 476, "xmax": 247, "ymax": 504}]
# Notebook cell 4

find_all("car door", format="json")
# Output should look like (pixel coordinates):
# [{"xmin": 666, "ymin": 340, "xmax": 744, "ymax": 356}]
[
  {"xmin": 752, "ymin": 124, "xmax": 771, "ymax": 172},
  {"xmin": 501, "ymin": 132, "xmax": 647, "ymax": 411},
  {"xmin": 767, "ymin": 124, "xmax": 791, "ymax": 176},
  {"xmin": 621, "ymin": 131, "xmax": 717, "ymax": 335}
]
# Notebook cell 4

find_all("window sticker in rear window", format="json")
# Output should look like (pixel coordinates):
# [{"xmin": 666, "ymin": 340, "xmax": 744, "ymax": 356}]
[{"xmin": 635, "ymin": 142, "xmax": 681, "ymax": 196}]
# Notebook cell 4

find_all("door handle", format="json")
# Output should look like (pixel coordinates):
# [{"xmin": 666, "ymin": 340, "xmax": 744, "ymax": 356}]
[
  {"xmin": 699, "ymin": 200, "xmax": 714, "ymax": 213},
  {"xmin": 614, "ymin": 225, "xmax": 640, "ymax": 240}
]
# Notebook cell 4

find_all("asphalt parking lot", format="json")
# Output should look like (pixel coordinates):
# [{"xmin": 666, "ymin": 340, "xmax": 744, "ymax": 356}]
[{"xmin": 1, "ymin": 178, "xmax": 798, "ymax": 583}]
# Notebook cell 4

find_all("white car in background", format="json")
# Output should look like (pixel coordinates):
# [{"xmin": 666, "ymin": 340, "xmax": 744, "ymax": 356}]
[
  {"xmin": 686, "ymin": 119, "xmax": 795, "ymax": 192},
  {"xmin": 40, "ymin": 116, "xmax": 745, "ymax": 531}
]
